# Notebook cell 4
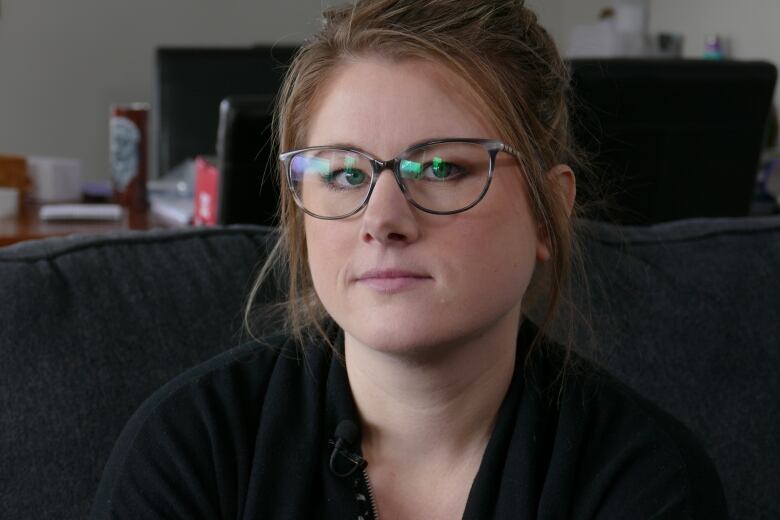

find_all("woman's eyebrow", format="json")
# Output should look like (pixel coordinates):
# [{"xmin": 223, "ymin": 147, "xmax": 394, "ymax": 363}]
[
  {"xmin": 315, "ymin": 141, "xmax": 363, "ymax": 149},
  {"xmin": 310, "ymin": 137, "xmax": 479, "ymax": 155}
]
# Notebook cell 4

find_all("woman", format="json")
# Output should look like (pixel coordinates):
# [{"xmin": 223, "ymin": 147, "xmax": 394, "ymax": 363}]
[{"xmin": 91, "ymin": 1, "xmax": 727, "ymax": 518}]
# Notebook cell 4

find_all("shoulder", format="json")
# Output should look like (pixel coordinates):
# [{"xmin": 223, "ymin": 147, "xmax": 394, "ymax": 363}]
[
  {"xmin": 124, "ymin": 333, "xmax": 321, "ymax": 434},
  {"xmin": 90, "ymin": 332, "xmax": 331, "ymax": 518},
  {"xmin": 524, "ymin": 335, "xmax": 728, "ymax": 519}
]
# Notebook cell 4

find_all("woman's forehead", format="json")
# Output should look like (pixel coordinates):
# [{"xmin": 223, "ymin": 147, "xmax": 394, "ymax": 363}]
[{"xmin": 304, "ymin": 57, "xmax": 498, "ymax": 153}]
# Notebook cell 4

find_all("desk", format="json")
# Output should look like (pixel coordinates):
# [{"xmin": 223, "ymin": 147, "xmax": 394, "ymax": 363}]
[{"xmin": 0, "ymin": 202, "xmax": 186, "ymax": 247}]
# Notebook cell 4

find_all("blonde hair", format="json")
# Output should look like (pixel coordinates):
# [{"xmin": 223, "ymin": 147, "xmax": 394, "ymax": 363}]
[{"xmin": 244, "ymin": 0, "xmax": 586, "ymax": 365}]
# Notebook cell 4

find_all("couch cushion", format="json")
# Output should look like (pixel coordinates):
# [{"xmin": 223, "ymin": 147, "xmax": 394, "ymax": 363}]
[
  {"xmin": 0, "ymin": 226, "xmax": 275, "ymax": 519},
  {"xmin": 559, "ymin": 216, "xmax": 780, "ymax": 520}
]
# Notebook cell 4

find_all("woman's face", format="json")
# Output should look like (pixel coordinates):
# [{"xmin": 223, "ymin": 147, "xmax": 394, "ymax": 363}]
[{"xmin": 303, "ymin": 57, "xmax": 549, "ymax": 358}]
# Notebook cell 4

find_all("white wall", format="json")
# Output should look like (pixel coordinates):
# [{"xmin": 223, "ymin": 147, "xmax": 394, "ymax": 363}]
[{"xmin": 0, "ymin": 0, "xmax": 323, "ymax": 180}]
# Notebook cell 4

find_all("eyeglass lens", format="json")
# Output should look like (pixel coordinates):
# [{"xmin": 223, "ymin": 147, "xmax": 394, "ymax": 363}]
[{"xmin": 289, "ymin": 142, "xmax": 491, "ymax": 217}]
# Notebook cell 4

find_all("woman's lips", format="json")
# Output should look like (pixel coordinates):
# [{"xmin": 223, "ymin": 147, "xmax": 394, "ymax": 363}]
[{"xmin": 357, "ymin": 269, "xmax": 432, "ymax": 293}]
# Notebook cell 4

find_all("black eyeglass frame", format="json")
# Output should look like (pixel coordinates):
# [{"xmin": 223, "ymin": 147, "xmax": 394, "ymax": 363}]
[{"xmin": 279, "ymin": 138, "xmax": 522, "ymax": 220}]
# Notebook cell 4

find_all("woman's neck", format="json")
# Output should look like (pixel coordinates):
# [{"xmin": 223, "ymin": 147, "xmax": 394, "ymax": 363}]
[{"xmin": 344, "ymin": 312, "xmax": 520, "ymax": 469}]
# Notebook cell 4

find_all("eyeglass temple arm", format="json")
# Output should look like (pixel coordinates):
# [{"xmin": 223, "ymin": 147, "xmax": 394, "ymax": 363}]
[{"xmin": 501, "ymin": 143, "xmax": 521, "ymax": 157}]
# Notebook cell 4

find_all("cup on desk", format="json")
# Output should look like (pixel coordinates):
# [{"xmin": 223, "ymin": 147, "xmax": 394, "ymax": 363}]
[
  {"xmin": 0, "ymin": 187, "xmax": 20, "ymax": 218},
  {"xmin": 27, "ymin": 156, "xmax": 83, "ymax": 202}
]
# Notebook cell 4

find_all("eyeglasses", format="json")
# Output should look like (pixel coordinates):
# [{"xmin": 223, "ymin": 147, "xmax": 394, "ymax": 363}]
[{"xmin": 279, "ymin": 138, "xmax": 521, "ymax": 220}]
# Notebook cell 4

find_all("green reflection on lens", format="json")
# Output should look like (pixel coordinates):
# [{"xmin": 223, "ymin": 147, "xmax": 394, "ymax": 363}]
[
  {"xmin": 343, "ymin": 155, "xmax": 365, "ymax": 185},
  {"xmin": 309, "ymin": 156, "xmax": 332, "ymax": 181},
  {"xmin": 432, "ymin": 156, "xmax": 448, "ymax": 178},
  {"xmin": 400, "ymin": 159, "xmax": 422, "ymax": 179}
]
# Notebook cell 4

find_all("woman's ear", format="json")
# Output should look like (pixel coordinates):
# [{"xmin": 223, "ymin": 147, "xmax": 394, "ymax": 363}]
[
  {"xmin": 535, "ymin": 164, "xmax": 576, "ymax": 262},
  {"xmin": 549, "ymin": 163, "xmax": 576, "ymax": 217}
]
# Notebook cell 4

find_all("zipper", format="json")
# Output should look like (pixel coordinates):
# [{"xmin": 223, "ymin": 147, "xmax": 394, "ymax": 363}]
[
  {"xmin": 361, "ymin": 465, "xmax": 380, "ymax": 520},
  {"xmin": 328, "ymin": 421, "xmax": 379, "ymax": 519}
]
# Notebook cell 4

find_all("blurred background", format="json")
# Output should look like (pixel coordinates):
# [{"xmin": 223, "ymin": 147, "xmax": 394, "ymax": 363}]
[{"xmin": 1, "ymin": 0, "xmax": 779, "ymax": 234}]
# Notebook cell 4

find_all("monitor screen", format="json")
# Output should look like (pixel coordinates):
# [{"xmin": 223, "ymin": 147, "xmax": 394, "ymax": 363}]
[
  {"xmin": 569, "ymin": 58, "xmax": 776, "ymax": 224},
  {"xmin": 154, "ymin": 45, "xmax": 297, "ymax": 178}
]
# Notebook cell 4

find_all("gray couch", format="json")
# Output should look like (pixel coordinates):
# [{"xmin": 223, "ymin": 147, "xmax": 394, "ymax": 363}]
[{"xmin": 1, "ymin": 218, "xmax": 778, "ymax": 519}]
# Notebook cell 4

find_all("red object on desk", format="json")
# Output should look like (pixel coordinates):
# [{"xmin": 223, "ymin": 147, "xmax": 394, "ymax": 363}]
[{"xmin": 193, "ymin": 157, "xmax": 220, "ymax": 226}]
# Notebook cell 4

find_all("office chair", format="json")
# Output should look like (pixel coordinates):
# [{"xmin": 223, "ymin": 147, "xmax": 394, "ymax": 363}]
[{"xmin": 216, "ymin": 96, "xmax": 278, "ymax": 227}]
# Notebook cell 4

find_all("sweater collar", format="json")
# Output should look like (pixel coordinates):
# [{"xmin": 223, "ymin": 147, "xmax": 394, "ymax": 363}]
[{"xmin": 321, "ymin": 319, "xmax": 538, "ymax": 519}]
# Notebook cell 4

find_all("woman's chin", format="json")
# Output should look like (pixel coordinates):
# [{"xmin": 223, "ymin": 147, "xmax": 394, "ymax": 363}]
[{"xmin": 343, "ymin": 325, "xmax": 473, "ymax": 364}]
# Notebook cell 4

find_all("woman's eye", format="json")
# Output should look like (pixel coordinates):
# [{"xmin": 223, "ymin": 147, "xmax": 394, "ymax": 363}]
[
  {"xmin": 422, "ymin": 157, "xmax": 466, "ymax": 180},
  {"xmin": 343, "ymin": 169, "xmax": 367, "ymax": 185},
  {"xmin": 324, "ymin": 168, "xmax": 368, "ymax": 188}
]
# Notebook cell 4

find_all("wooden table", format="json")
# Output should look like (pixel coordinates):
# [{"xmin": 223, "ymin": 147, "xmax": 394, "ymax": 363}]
[{"xmin": 0, "ymin": 202, "xmax": 186, "ymax": 247}]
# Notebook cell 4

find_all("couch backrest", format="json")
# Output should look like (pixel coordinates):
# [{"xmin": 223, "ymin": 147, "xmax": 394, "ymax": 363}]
[
  {"xmin": 1, "ymin": 217, "xmax": 778, "ymax": 519},
  {"xmin": 0, "ymin": 226, "xmax": 275, "ymax": 518},
  {"xmin": 553, "ymin": 217, "xmax": 780, "ymax": 520}
]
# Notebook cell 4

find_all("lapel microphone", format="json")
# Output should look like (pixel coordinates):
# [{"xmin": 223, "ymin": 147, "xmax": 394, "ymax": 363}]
[{"xmin": 329, "ymin": 420, "xmax": 366, "ymax": 477}]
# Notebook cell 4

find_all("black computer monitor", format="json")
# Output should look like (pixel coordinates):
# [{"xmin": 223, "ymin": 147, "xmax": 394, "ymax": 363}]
[
  {"xmin": 569, "ymin": 59, "xmax": 777, "ymax": 224},
  {"xmin": 154, "ymin": 45, "xmax": 297, "ymax": 179}
]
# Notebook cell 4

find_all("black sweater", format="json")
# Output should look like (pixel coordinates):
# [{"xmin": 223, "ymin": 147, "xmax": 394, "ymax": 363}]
[{"xmin": 90, "ymin": 320, "xmax": 727, "ymax": 519}]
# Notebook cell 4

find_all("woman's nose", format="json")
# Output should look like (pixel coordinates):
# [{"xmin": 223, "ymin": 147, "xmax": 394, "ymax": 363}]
[{"xmin": 359, "ymin": 169, "xmax": 420, "ymax": 245}]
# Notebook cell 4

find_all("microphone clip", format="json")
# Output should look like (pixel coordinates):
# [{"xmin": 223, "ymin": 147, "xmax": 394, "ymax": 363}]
[{"xmin": 329, "ymin": 420, "xmax": 366, "ymax": 478}]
